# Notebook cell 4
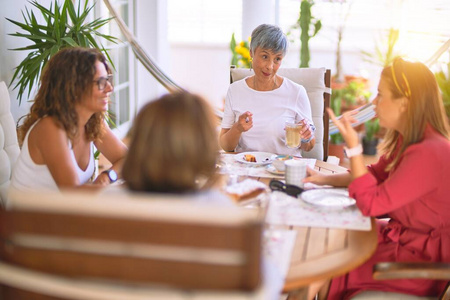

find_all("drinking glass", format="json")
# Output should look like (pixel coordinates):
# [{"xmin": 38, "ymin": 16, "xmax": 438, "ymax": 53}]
[{"xmin": 285, "ymin": 121, "xmax": 302, "ymax": 148}]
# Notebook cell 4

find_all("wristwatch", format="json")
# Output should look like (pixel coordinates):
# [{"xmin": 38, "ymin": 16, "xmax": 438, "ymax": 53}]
[
  {"xmin": 102, "ymin": 169, "xmax": 118, "ymax": 183},
  {"xmin": 344, "ymin": 144, "xmax": 363, "ymax": 158}
]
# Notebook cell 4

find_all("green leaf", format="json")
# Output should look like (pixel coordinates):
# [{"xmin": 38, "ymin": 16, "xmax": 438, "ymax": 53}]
[
  {"xmin": 61, "ymin": 37, "xmax": 78, "ymax": 47},
  {"xmin": 9, "ymin": 0, "xmax": 116, "ymax": 103}
]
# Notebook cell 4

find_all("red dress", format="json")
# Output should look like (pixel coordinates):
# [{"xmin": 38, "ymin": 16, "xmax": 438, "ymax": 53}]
[{"xmin": 328, "ymin": 125, "xmax": 450, "ymax": 299}]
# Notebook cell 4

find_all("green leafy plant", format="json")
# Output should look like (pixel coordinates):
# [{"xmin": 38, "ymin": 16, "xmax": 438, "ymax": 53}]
[
  {"xmin": 434, "ymin": 53, "xmax": 450, "ymax": 119},
  {"xmin": 363, "ymin": 118, "xmax": 380, "ymax": 142},
  {"xmin": 330, "ymin": 87, "xmax": 344, "ymax": 144},
  {"xmin": 361, "ymin": 27, "xmax": 401, "ymax": 68},
  {"xmin": 288, "ymin": 0, "xmax": 322, "ymax": 68},
  {"xmin": 337, "ymin": 79, "xmax": 371, "ymax": 107},
  {"xmin": 7, "ymin": 0, "xmax": 117, "ymax": 104},
  {"xmin": 230, "ymin": 33, "xmax": 251, "ymax": 68}
]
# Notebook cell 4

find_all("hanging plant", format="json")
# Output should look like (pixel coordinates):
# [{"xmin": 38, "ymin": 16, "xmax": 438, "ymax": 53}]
[{"xmin": 7, "ymin": 0, "xmax": 117, "ymax": 104}]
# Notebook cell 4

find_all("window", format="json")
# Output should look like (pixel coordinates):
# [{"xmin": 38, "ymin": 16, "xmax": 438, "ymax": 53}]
[
  {"xmin": 95, "ymin": 0, "xmax": 135, "ymax": 136},
  {"xmin": 168, "ymin": 0, "xmax": 449, "ymax": 64},
  {"xmin": 168, "ymin": 0, "xmax": 242, "ymax": 44}
]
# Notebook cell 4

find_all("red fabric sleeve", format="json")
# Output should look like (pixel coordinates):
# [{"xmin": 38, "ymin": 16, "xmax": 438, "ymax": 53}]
[{"xmin": 349, "ymin": 142, "xmax": 441, "ymax": 216}]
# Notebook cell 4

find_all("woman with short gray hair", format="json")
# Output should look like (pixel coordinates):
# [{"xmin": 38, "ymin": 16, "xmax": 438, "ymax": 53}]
[{"xmin": 220, "ymin": 24, "xmax": 315, "ymax": 156}]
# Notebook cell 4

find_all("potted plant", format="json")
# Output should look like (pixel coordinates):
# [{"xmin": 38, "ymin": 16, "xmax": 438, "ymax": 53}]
[
  {"xmin": 361, "ymin": 27, "xmax": 401, "ymax": 68},
  {"xmin": 328, "ymin": 87, "xmax": 345, "ymax": 162},
  {"xmin": 7, "ymin": 0, "xmax": 117, "ymax": 104},
  {"xmin": 362, "ymin": 118, "xmax": 380, "ymax": 155},
  {"xmin": 287, "ymin": 0, "xmax": 322, "ymax": 68},
  {"xmin": 230, "ymin": 33, "xmax": 251, "ymax": 68}
]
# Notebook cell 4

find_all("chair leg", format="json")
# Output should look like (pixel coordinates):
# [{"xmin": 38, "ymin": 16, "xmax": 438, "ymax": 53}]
[{"xmin": 439, "ymin": 281, "xmax": 450, "ymax": 300}]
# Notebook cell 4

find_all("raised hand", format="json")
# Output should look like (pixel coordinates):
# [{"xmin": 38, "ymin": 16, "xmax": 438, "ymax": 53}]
[
  {"xmin": 326, "ymin": 108, "xmax": 359, "ymax": 148},
  {"xmin": 236, "ymin": 111, "xmax": 253, "ymax": 132}
]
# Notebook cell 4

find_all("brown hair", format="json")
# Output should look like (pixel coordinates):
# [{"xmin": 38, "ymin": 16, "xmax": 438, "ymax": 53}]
[
  {"xmin": 122, "ymin": 92, "xmax": 220, "ymax": 193},
  {"xmin": 19, "ymin": 47, "xmax": 110, "ymax": 144},
  {"xmin": 379, "ymin": 58, "xmax": 450, "ymax": 171}
]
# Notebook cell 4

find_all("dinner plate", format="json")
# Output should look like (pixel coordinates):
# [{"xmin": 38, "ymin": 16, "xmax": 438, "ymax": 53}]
[
  {"xmin": 234, "ymin": 152, "xmax": 275, "ymax": 166},
  {"xmin": 301, "ymin": 189, "xmax": 356, "ymax": 208},
  {"xmin": 265, "ymin": 164, "xmax": 284, "ymax": 176}
]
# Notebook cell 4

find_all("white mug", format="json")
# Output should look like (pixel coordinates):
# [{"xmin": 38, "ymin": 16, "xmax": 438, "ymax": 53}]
[{"xmin": 284, "ymin": 160, "xmax": 307, "ymax": 188}]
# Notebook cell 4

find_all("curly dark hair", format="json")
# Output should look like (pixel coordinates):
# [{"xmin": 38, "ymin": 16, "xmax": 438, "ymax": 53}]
[{"xmin": 19, "ymin": 47, "xmax": 110, "ymax": 144}]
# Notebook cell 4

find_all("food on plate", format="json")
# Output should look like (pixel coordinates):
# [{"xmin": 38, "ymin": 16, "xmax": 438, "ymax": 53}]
[
  {"xmin": 244, "ymin": 154, "xmax": 257, "ymax": 162},
  {"xmin": 225, "ymin": 179, "xmax": 267, "ymax": 202}
]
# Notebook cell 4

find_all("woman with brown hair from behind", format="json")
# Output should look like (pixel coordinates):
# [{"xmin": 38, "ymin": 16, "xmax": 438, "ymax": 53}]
[{"xmin": 122, "ymin": 92, "xmax": 231, "ymax": 204}]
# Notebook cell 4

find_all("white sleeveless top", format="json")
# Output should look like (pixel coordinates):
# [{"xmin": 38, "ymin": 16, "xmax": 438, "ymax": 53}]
[{"xmin": 10, "ymin": 120, "xmax": 95, "ymax": 192}]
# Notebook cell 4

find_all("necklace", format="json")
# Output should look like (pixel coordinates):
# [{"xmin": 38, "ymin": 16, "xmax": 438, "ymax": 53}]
[{"xmin": 253, "ymin": 76, "xmax": 278, "ymax": 91}]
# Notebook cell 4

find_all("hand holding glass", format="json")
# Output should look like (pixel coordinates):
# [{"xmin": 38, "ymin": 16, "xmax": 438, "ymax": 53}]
[{"xmin": 285, "ymin": 121, "xmax": 303, "ymax": 148}]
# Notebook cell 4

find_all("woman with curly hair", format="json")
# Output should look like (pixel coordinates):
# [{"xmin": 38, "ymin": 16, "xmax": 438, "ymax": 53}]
[{"xmin": 11, "ymin": 47, "xmax": 127, "ymax": 191}]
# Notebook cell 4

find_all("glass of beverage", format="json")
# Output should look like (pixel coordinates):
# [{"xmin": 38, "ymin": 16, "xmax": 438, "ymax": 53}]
[{"xmin": 285, "ymin": 121, "xmax": 302, "ymax": 148}]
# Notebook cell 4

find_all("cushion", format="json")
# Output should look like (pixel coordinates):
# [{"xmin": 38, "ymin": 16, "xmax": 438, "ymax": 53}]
[
  {"xmin": 0, "ymin": 81, "xmax": 20, "ymax": 207},
  {"xmin": 230, "ymin": 67, "xmax": 327, "ymax": 160},
  {"xmin": 350, "ymin": 290, "xmax": 436, "ymax": 300}
]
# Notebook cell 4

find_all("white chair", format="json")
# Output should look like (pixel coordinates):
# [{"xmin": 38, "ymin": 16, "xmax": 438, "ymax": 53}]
[
  {"xmin": 0, "ymin": 81, "xmax": 20, "ymax": 208},
  {"xmin": 230, "ymin": 67, "xmax": 331, "ymax": 161},
  {"xmin": 0, "ymin": 189, "xmax": 275, "ymax": 300}
]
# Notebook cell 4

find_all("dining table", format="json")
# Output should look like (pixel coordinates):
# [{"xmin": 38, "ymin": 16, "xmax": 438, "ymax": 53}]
[{"xmin": 219, "ymin": 152, "xmax": 378, "ymax": 300}]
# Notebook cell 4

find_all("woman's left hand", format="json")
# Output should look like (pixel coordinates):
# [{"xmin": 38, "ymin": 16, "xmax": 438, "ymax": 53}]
[{"xmin": 92, "ymin": 171, "xmax": 111, "ymax": 186}]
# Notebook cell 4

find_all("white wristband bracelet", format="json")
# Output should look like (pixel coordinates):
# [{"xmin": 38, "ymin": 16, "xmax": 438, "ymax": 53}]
[
  {"xmin": 301, "ymin": 135, "xmax": 314, "ymax": 143},
  {"xmin": 344, "ymin": 144, "xmax": 363, "ymax": 158}
]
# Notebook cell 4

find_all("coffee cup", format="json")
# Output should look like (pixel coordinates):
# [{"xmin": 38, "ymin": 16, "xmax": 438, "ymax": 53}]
[{"xmin": 284, "ymin": 160, "xmax": 307, "ymax": 188}]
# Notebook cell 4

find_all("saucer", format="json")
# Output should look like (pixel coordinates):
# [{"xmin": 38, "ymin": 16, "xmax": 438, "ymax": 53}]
[{"xmin": 266, "ymin": 164, "xmax": 285, "ymax": 176}]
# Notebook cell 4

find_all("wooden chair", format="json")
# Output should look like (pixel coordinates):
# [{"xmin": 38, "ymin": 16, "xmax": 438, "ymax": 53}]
[
  {"xmin": 230, "ymin": 67, "xmax": 331, "ymax": 161},
  {"xmin": 0, "ymin": 189, "xmax": 269, "ymax": 300},
  {"xmin": 350, "ymin": 262, "xmax": 450, "ymax": 300},
  {"xmin": 0, "ymin": 82, "xmax": 20, "ymax": 208}
]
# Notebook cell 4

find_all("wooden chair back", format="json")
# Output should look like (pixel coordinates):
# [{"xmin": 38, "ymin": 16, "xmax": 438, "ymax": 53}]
[{"xmin": 0, "ymin": 190, "xmax": 263, "ymax": 299}]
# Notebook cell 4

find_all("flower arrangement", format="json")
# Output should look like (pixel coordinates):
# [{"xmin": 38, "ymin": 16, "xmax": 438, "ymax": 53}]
[{"xmin": 230, "ymin": 33, "xmax": 252, "ymax": 68}]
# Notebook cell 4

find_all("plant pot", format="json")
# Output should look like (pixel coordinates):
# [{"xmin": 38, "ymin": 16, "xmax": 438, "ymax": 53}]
[
  {"xmin": 328, "ymin": 143, "xmax": 345, "ymax": 163},
  {"xmin": 362, "ymin": 138, "xmax": 379, "ymax": 155}
]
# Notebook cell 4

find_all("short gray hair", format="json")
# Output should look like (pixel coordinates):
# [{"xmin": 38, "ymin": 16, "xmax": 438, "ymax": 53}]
[{"xmin": 250, "ymin": 24, "xmax": 288, "ymax": 56}]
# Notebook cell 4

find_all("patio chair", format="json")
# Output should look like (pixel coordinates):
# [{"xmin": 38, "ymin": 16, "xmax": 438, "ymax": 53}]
[
  {"xmin": 230, "ymin": 67, "xmax": 331, "ymax": 161},
  {"xmin": 0, "ymin": 189, "xmax": 270, "ymax": 300},
  {"xmin": 350, "ymin": 262, "xmax": 450, "ymax": 300},
  {"xmin": 0, "ymin": 81, "xmax": 20, "ymax": 208}
]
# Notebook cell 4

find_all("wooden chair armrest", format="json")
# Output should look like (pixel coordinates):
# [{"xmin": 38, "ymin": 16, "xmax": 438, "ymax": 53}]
[{"xmin": 373, "ymin": 262, "xmax": 450, "ymax": 280}]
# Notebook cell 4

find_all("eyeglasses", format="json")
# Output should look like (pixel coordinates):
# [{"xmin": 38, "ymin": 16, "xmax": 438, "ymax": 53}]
[
  {"xmin": 93, "ymin": 74, "xmax": 114, "ymax": 90},
  {"xmin": 391, "ymin": 58, "xmax": 411, "ymax": 99},
  {"xmin": 269, "ymin": 179, "xmax": 304, "ymax": 197}
]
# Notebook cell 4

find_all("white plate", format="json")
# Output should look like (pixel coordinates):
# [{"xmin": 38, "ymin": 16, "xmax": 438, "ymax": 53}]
[
  {"xmin": 266, "ymin": 164, "xmax": 284, "ymax": 176},
  {"xmin": 301, "ymin": 189, "xmax": 356, "ymax": 208},
  {"xmin": 234, "ymin": 152, "xmax": 275, "ymax": 166}
]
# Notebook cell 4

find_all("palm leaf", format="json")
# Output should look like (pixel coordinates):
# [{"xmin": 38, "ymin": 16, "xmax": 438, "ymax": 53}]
[{"xmin": 8, "ymin": 0, "xmax": 117, "ymax": 103}]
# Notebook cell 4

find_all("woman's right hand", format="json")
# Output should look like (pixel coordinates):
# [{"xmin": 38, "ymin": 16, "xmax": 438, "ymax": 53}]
[
  {"xmin": 303, "ymin": 167, "xmax": 328, "ymax": 186},
  {"xmin": 236, "ymin": 111, "xmax": 253, "ymax": 132}
]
